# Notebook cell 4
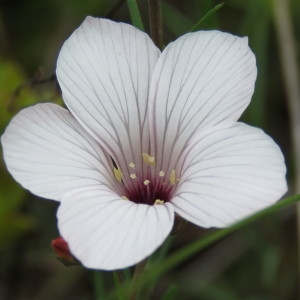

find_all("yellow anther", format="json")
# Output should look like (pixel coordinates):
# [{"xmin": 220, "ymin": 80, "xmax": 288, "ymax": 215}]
[
  {"xmin": 129, "ymin": 163, "xmax": 135, "ymax": 168},
  {"xmin": 122, "ymin": 196, "xmax": 128, "ymax": 200},
  {"xmin": 143, "ymin": 180, "xmax": 150, "ymax": 185},
  {"xmin": 170, "ymin": 169, "xmax": 176, "ymax": 185},
  {"xmin": 154, "ymin": 199, "xmax": 164, "ymax": 205},
  {"xmin": 142, "ymin": 153, "xmax": 156, "ymax": 166},
  {"xmin": 130, "ymin": 173, "xmax": 137, "ymax": 179},
  {"xmin": 159, "ymin": 171, "xmax": 165, "ymax": 177},
  {"xmin": 113, "ymin": 167, "xmax": 123, "ymax": 182}
]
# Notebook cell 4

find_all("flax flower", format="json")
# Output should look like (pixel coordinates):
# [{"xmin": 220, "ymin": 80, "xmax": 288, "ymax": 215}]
[{"xmin": 1, "ymin": 17, "xmax": 287, "ymax": 270}]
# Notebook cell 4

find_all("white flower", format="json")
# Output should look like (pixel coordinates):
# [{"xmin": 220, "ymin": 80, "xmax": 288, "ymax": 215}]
[{"xmin": 1, "ymin": 17, "xmax": 287, "ymax": 270}]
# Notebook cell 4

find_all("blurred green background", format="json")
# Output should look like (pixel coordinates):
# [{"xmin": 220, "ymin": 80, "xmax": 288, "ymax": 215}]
[{"xmin": 0, "ymin": 0, "xmax": 299, "ymax": 299}]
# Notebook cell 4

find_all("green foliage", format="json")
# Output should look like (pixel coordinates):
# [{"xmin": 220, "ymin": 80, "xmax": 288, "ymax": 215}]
[
  {"xmin": 162, "ymin": 285, "xmax": 179, "ymax": 300},
  {"xmin": 189, "ymin": 2, "xmax": 225, "ymax": 32},
  {"xmin": 93, "ymin": 271, "xmax": 106, "ymax": 300},
  {"xmin": 0, "ymin": 60, "xmax": 39, "ymax": 129},
  {"xmin": 126, "ymin": 0, "xmax": 145, "ymax": 31},
  {"xmin": 0, "ymin": 59, "xmax": 40, "ymax": 247},
  {"xmin": 107, "ymin": 194, "xmax": 300, "ymax": 299},
  {"xmin": 0, "ymin": 154, "xmax": 32, "ymax": 242},
  {"xmin": 162, "ymin": 2, "xmax": 194, "ymax": 36}
]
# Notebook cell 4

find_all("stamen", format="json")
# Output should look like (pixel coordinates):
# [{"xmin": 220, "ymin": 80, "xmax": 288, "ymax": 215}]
[
  {"xmin": 113, "ymin": 167, "xmax": 123, "ymax": 182},
  {"xmin": 170, "ymin": 169, "xmax": 176, "ymax": 185},
  {"xmin": 142, "ymin": 153, "xmax": 155, "ymax": 166},
  {"xmin": 129, "ymin": 163, "xmax": 135, "ymax": 168},
  {"xmin": 143, "ymin": 180, "xmax": 150, "ymax": 185},
  {"xmin": 159, "ymin": 171, "xmax": 165, "ymax": 177},
  {"xmin": 130, "ymin": 174, "xmax": 137, "ymax": 179},
  {"xmin": 122, "ymin": 196, "xmax": 128, "ymax": 200},
  {"xmin": 154, "ymin": 199, "xmax": 164, "ymax": 205}
]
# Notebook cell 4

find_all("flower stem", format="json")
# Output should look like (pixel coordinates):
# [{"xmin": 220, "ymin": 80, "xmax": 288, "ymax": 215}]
[
  {"xmin": 93, "ymin": 271, "xmax": 106, "ymax": 300},
  {"xmin": 107, "ymin": 193, "xmax": 300, "ymax": 299},
  {"xmin": 272, "ymin": 0, "xmax": 300, "ymax": 275},
  {"xmin": 133, "ymin": 258, "xmax": 148, "ymax": 279},
  {"xmin": 117, "ymin": 270, "xmax": 125, "ymax": 284},
  {"xmin": 129, "ymin": 258, "xmax": 148, "ymax": 299},
  {"xmin": 148, "ymin": 0, "xmax": 163, "ymax": 49},
  {"xmin": 126, "ymin": 0, "xmax": 145, "ymax": 31},
  {"xmin": 113, "ymin": 271, "xmax": 126, "ymax": 300}
]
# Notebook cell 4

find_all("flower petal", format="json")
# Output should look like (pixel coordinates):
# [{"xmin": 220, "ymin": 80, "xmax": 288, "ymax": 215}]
[
  {"xmin": 171, "ymin": 123, "xmax": 287, "ymax": 228},
  {"xmin": 1, "ymin": 103, "xmax": 115, "ymax": 201},
  {"xmin": 149, "ymin": 30, "xmax": 257, "ymax": 171},
  {"xmin": 57, "ymin": 186, "xmax": 174, "ymax": 270},
  {"xmin": 56, "ymin": 17, "xmax": 160, "ymax": 173}
]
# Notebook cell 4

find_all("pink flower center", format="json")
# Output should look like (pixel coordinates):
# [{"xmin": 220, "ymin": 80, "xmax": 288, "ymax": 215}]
[{"xmin": 113, "ymin": 153, "xmax": 178, "ymax": 206}]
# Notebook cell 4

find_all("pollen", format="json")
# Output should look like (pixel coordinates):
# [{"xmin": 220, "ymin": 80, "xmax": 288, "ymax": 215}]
[
  {"xmin": 170, "ymin": 169, "xmax": 176, "ymax": 185},
  {"xmin": 113, "ymin": 167, "xmax": 123, "ymax": 182},
  {"xmin": 154, "ymin": 199, "xmax": 164, "ymax": 205},
  {"xmin": 130, "ymin": 173, "xmax": 137, "ymax": 179},
  {"xmin": 143, "ymin": 179, "xmax": 150, "ymax": 185},
  {"xmin": 142, "ymin": 153, "xmax": 155, "ymax": 166},
  {"xmin": 129, "ymin": 163, "xmax": 135, "ymax": 168},
  {"xmin": 159, "ymin": 171, "xmax": 165, "ymax": 177},
  {"xmin": 122, "ymin": 196, "xmax": 128, "ymax": 200}
]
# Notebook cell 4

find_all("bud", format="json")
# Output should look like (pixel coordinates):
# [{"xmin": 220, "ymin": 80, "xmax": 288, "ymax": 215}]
[{"xmin": 51, "ymin": 237, "xmax": 80, "ymax": 266}]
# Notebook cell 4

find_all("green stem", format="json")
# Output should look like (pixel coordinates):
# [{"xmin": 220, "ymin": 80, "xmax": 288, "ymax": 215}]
[
  {"xmin": 148, "ymin": 0, "xmax": 163, "ymax": 49},
  {"xmin": 108, "ymin": 193, "xmax": 300, "ymax": 299},
  {"xmin": 93, "ymin": 271, "xmax": 105, "ymax": 300},
  {"xmin": 126, "ymin": 0, "xmax": 145, "ymax": 31},
  {"xmin": 272, "ymin": 0, "xmax": 300, "ymax": 276},
  {"xmin": 130, "ymin": 259, "xmax": 148, "ymax": 299},
  {"xmin": 133, "ymin": 258, "xmax": 148, "ymax": 279},
  {"xmin": 146, "ymin": 194, "xmax": 300, "ymax": 283},
  {"xmin": 117, "ymin": 270, "xmax": 124, "ymax": 284},
  {"xmin": 113, "ymin": 271, "xmax": 126, "ymax": 300}
]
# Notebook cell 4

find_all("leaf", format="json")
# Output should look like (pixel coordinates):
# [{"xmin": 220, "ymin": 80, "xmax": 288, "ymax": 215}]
[{"xmin": 189, "ymin": 2, "xmax": 225, "ymax": 32}]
